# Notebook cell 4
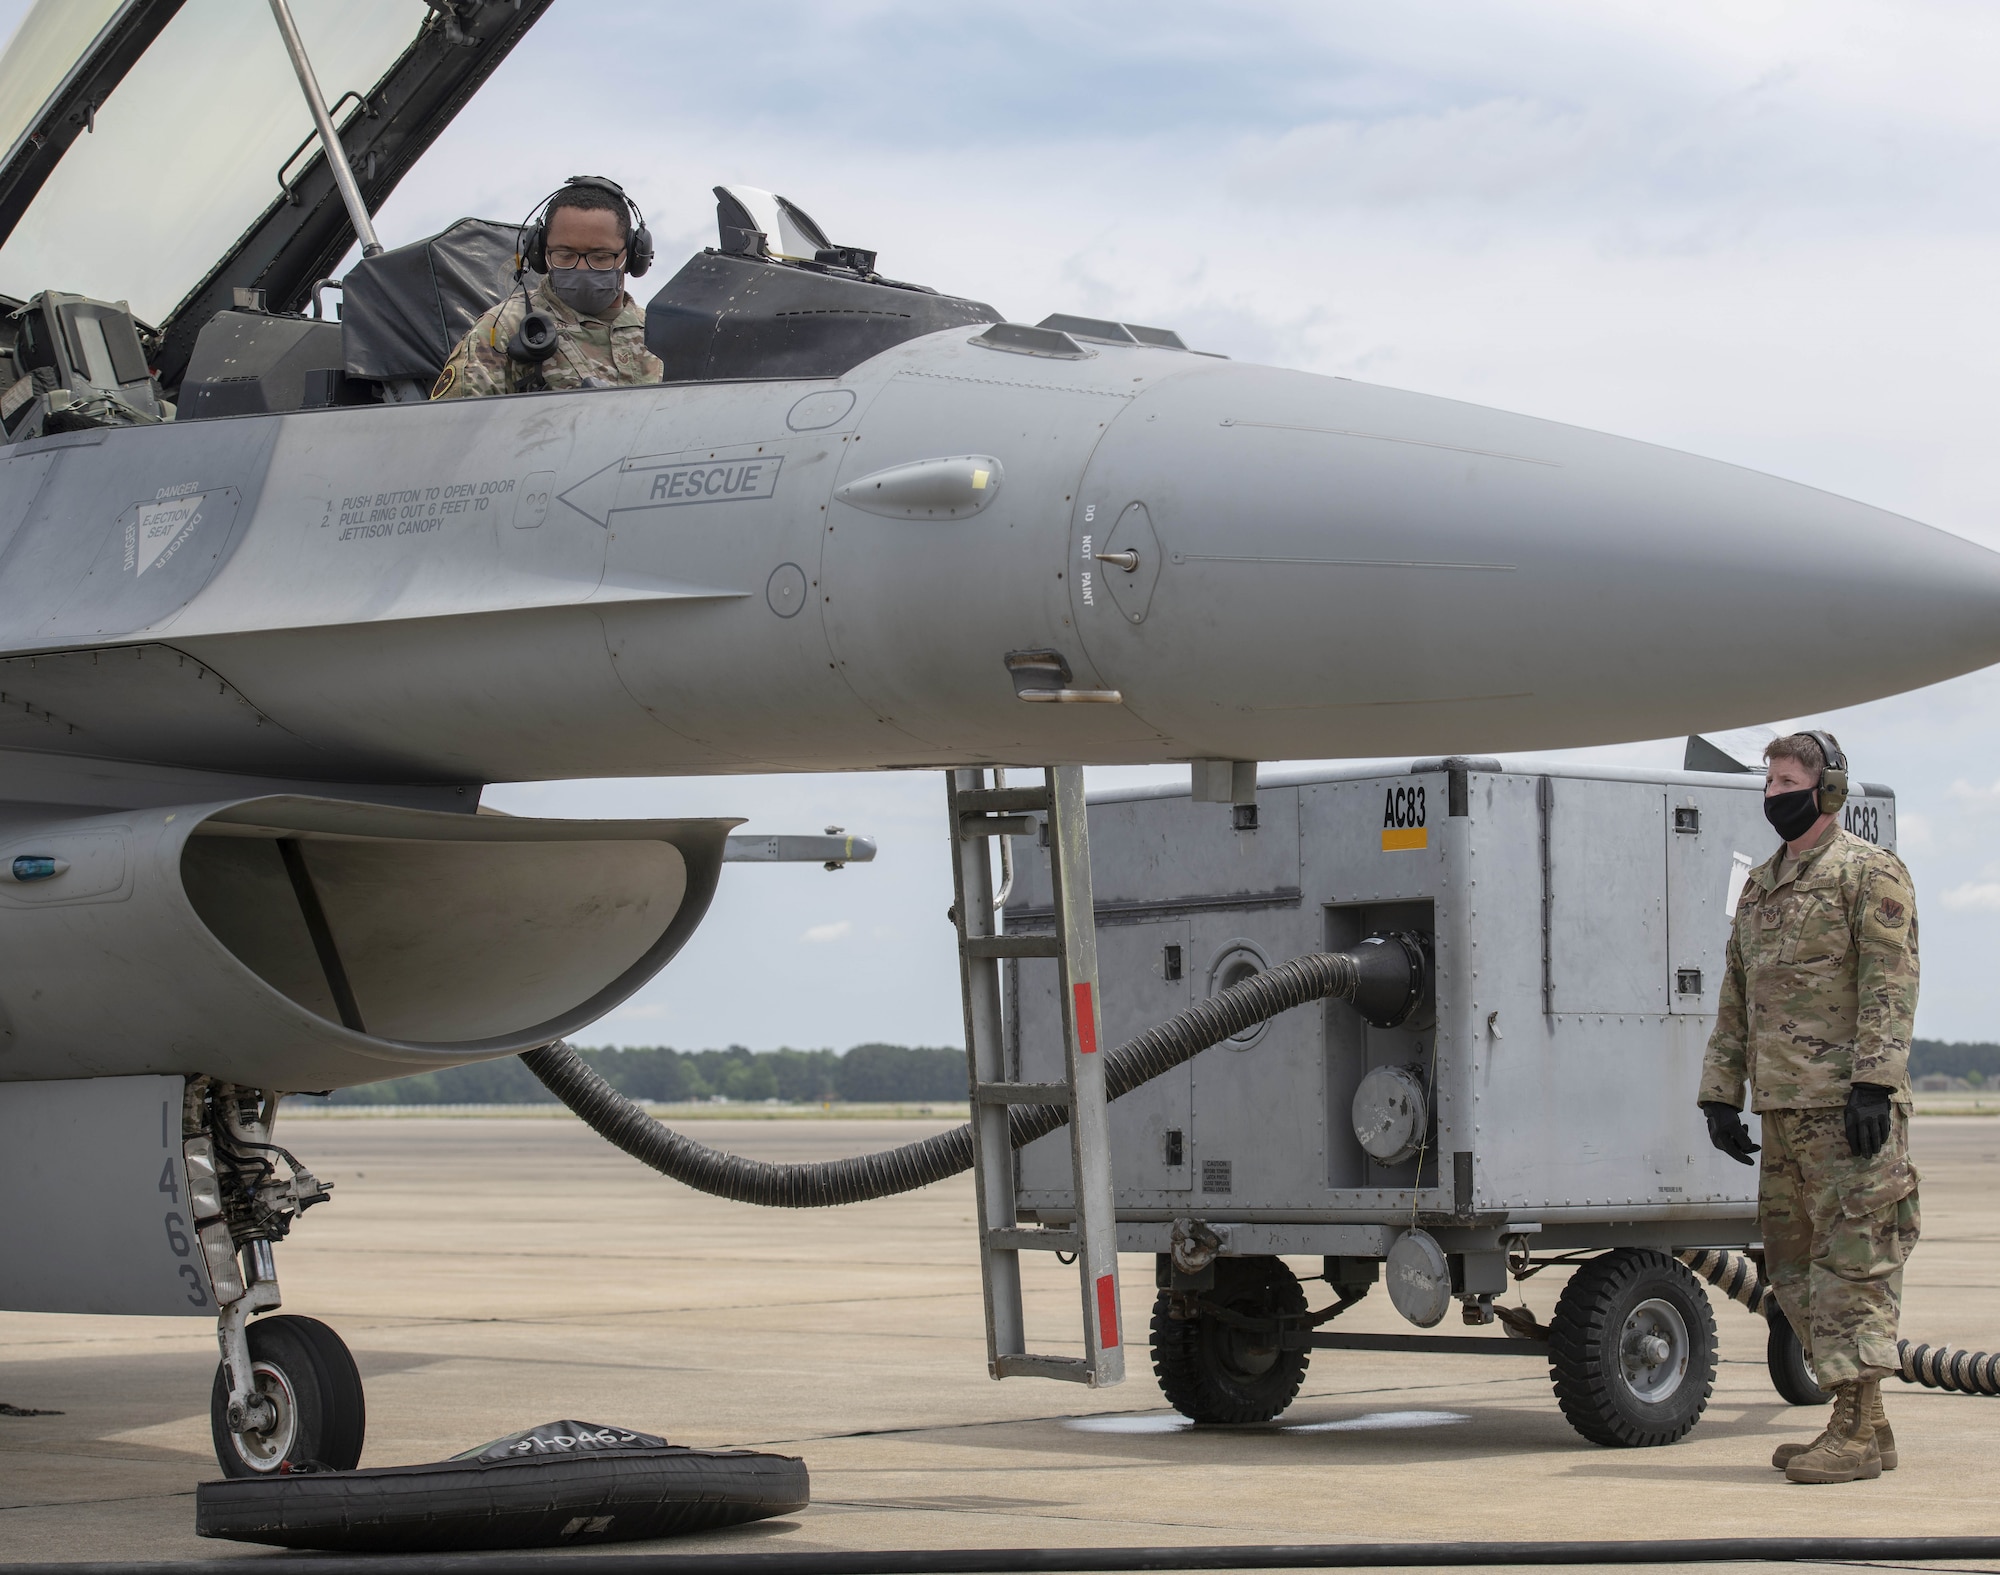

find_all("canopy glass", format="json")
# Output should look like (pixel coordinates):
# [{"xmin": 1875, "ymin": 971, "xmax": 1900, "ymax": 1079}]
[
  {"xmin": 0, "ymin": 0, "xmax": 416, "ymax": 324},
  {"xmin": 0, "ymin": 0, "xmax": 123, "ymax": 175}
]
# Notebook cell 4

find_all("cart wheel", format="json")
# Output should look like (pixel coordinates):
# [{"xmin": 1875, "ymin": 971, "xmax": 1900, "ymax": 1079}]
[
  {"xmin": 1766, "ymin": 1306, "xmax": 1830, "ymax": 1406},
  {"xmin": 1150, "ymin": 1255, "xmax": 1309, "ymax": 1424},
  {"xmin": 1548, "ymin": 1248, "xmax": 1715, "ymax": 1447},
  {"xmin": 209, "ymin": 1315, "xmax": 365, "ymax": 1477}
]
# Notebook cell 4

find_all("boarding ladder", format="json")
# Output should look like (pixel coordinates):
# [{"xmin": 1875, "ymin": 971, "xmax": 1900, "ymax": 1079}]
[{"xmin": 947, "ymin": 766, "xmax": 1123, "ymax": 1387}]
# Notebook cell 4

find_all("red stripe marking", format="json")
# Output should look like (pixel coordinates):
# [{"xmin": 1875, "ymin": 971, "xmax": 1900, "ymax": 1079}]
[
  {"xmin": 1096, "ymin": 1272, "xmax": 1120, "ymax": 1349},
  {"xmin": 1073, "ymin": 982, "xmax": 1098, "ymax": 1054}
]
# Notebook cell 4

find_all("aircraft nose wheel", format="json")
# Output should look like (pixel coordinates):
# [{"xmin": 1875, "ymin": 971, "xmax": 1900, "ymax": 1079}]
[
  {"xmin": 227, "ymin": 1358, "xmax": 298, "ymax": 1471},
  {"xmin": 209, "ymin": 1315, "xmax": 365, "ymax": 1477}
]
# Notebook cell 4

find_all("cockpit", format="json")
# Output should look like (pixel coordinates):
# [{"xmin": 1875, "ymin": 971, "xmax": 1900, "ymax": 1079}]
[{"xmin": 0, "ymin": 1, "xmax": 1011, "ymax": 445}]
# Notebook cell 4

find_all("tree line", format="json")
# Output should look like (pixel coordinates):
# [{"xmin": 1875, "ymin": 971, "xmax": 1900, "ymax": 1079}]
[
  {"xmin": 299, "ymin": 1037, "xmax": 1999, "ymax": 1108},
  {"xmin": 1910, "ymin": 1040, "xmax": 2000, "ymax": 1084},
  {"xmin": 304, "ymin": 1043, "xmax": 969, "ymax": 1106}
]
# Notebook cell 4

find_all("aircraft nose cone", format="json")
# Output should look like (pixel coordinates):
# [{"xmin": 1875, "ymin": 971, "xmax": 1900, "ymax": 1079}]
[{"xmin": 1073, "ymin": 363, "xmax": 2000, "ymax": 758}]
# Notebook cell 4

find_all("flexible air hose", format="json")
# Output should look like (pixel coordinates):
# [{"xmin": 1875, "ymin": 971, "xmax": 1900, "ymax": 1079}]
[
  {"xmin": 530, "ymin": 981, "xmax": 2000, "ymax": 1393},
  {"xmin": 1895, "ymin": 1340, "xmax": 2000, "ymax": 1395},
  {"xmin": 1676, "ymin": 1248, "xmax": 1773, "ymax": 1317},
  {"xmin": 1678, "ymin": 1247, "xmax": 1999, "ymax": 1396},
  {"xmin": 522, "ymin": 943, "xmax": 1416, "ymax": 1209}
]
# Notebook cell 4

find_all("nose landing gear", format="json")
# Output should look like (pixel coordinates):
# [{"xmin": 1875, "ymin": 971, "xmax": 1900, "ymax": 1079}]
[
  {"xmin": 184, "ymin": 1079, "xmax": 363, "ymax": 1476},
  {"xmin": 210, "ymin": 1312, "xmax": 365, "ymax": 1477}
]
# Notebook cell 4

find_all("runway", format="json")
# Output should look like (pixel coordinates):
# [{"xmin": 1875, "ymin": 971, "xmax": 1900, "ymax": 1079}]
[{"xmin": 4, "ymin": 1112, "xmax": 1997, "ymax": 1565}]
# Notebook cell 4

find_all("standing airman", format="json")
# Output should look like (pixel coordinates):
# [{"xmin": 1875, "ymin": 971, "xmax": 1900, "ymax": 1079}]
[{"xmin": 1699, "ymin": 729, "xmax": 1920, "ymax": 1485}]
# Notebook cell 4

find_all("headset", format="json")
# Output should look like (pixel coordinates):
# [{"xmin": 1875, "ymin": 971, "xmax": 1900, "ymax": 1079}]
[
  {"xmin": 517, "ymin": 175, "xmax": 653, "ymax": 279},
  {"xmin": 501, "ymin": 176, "xmax": 654, "ymax": 370},
  {"xmin": 1802, "ymin": 728, "xmax": 1850, "ymax": 815}
]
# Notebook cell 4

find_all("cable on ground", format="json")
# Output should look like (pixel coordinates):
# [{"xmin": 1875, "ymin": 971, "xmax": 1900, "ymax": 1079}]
[{"xmin": 25, "ymin": 1532, "xmax": 2000, "ymax": 1574}]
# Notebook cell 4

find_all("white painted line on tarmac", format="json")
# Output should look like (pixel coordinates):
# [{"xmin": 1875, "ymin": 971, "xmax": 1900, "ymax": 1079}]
[
  {"xmin": 1059, "ymin": 1408, "xmax": 1471, "ymax": 1436},
  {"xmin": 1282, "ymin": 1408, "xmax": 1470, "ymax": 1432},
  {"xmin": 1062, "ymin": 1414, "xmax": 1191, "ymax": 1434}
]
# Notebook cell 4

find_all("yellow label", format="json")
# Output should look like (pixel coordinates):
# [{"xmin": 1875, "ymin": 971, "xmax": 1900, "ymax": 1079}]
[{"xmin": 1381, "ymin": 827, "xmax": 1428, "ymax": 852}]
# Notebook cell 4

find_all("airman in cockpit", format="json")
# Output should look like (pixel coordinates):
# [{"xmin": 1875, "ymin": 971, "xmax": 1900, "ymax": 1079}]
[{"xmin": 430, "ymin": 176, "xmax": 662, "ymax": 399}]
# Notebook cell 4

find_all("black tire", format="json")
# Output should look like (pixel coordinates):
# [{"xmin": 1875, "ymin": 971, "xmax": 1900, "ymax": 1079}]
[
  {"xmin": 1548, "ymin": 1249, "xmax": 1715, "ymax": 1447},
  {"xmin": 1150, "ymin": 1256, "xmax": 1309, "ymax": 1424},
  {"xmin": 197, "ymin": 1447, "xmax": 808, "ymax": 1552},
  {"xmin": 1766, "ymin": 1306, "xmax": 1831, "ymax": 1406},
  {"xmin": 210, "ymin": 1314, "xmax": 366, "ymax": 1477}
]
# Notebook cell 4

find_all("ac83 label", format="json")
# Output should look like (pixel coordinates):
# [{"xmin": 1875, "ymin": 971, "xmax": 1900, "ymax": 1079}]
[
  {"xmin": 1379, "ymin": 785, "xmax": 1429, "ymax": 851},
  {"xmin": 1383, "ymin": 785, "xmax": 1427, "ymax": 829}
]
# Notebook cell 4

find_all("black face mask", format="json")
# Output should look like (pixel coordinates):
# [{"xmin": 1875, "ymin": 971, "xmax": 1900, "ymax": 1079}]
[
  {"xmin": 1764, "ymin": 786, "xmax": 1822, "ymax": 842},
  {"xmin": 549, "ymin": 266, "xmax": 622, "ymax": 317}
]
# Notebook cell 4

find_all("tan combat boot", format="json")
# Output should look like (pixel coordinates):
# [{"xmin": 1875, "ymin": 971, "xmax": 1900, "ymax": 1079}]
[
  {"xmin": 1772, "ymin": 1385, "xmax": 1896, "ymax": 1471},
  {"xmin": 1783, "ymin": 1379, "xmax": 1883, "ymax": 1484}
]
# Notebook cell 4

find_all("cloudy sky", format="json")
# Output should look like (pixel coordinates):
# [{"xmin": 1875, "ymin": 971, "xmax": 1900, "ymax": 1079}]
[{"xmin": 12, "ymin": 0, "xmax": 2000, "ymax": 1047}]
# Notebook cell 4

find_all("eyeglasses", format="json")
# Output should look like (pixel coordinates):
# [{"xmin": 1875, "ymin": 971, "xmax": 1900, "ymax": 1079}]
[{"xmin": 546, "ymin": 247, "xmax": 625, "ymax": 271}]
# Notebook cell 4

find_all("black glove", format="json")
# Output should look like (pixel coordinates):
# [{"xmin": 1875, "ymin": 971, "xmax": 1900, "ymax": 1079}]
[
  {"xmin": 1701, "ymin": 1101, "xmax": 1760, "ymax": 1165},
  {"xmin": 1845, "ymin": 1083, "xmax": 1894, "ymax": 1158}
]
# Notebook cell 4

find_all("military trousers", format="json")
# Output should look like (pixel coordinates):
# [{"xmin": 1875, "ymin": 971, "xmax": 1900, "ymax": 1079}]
[{"xmin": 1759, "ymin": 1105, "xmax": 1920, "ymax": 1387}]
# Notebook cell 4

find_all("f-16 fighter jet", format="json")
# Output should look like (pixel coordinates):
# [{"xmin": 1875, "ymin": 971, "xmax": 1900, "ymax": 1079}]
[{"xmin": 0, "ymin": 0, "xmax": 1995, "ymax": 1476}]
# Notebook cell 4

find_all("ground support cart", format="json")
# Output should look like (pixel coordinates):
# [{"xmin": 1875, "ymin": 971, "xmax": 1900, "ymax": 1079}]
[{"xmin": 1000, "ymin": 756, "xmax": 1897, "ymax": 1445}]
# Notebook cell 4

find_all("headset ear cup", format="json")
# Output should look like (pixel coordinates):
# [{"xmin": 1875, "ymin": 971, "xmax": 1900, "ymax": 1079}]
[
  {"xmin": 523, "ymin": 221, "xmax": 546, "ymax": 275},
  {"xmin": 627, "ymin": 221, "xmax": 653, "ymax": 278},
  {"xmin": 1803, "ymin": 729, "xmax": 1848, "ymax": 816}
]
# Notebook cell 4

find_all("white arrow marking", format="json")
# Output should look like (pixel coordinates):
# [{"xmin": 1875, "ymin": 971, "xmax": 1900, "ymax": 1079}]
[{"xmin": 558, "ymin": 454, "xmax": 784, "ymax": 528}]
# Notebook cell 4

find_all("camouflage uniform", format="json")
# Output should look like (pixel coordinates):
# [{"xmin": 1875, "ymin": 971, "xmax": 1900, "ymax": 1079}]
[
  {"xmin": 1699, "ymin": 824, "xmax": 1921, "ymax": 1386},
  {"xmin": 430, "ymin": 277, "xmax": 661, "ymax": 399}
]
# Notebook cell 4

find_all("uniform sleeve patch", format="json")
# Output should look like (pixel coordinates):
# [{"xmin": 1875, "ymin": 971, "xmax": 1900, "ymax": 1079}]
[
  {"xmin": 430, "ymin": 363, "xmax": 457, "ymax": 400},
  {"xmin": 1862, "ymin": 878, "xmax": 1915, "ymax": 945}
]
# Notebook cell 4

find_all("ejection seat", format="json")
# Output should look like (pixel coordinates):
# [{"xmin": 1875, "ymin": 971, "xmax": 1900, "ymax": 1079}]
[
  {"xmin": 336, "ymin": 217, "xmax": 533, "ymax": 402},
  {"xmin": 175, "ymin": 218, "xmax": 528, "ymax": 416}
]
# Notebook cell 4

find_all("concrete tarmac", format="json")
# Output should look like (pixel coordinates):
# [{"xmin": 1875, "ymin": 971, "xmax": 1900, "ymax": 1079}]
[{"xmin": 4, "ymin": 1112, "xmax": 1999, "ymax": 1566}]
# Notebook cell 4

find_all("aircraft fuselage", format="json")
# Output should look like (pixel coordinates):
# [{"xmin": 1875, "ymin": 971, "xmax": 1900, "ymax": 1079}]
[{"xmin": 2, "ymin": 327, "xmax": 1995, "ymax": 791}]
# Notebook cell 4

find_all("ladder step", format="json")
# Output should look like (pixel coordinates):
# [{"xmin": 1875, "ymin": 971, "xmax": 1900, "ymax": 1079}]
[
  {"xmin": 957, "ymin": 786, "xmax": 1051, "ymax": 814},
  {"xmin": 974, "ymin": 1081, "xmax": 1070, "ymax": 1107},
  {"xmin": 988, "ymin": 1226, "xmax": 1081, "ymax": 1252},
  {"xmin": 994, "ymin": 1353, "xmax": 1095, "ymax": 1383},
  {"xmin": 959, "ymin": 814, "xmax": 1041, "ymax": 841},
  {"xmin": 964, "ymin": 934, "xmax": 1061, "ymax": 960}
]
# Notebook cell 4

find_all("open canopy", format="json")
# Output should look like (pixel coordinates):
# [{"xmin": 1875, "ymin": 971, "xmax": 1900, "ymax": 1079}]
[{"xmin": 0, "ymin": 0, "xmax": 553, "ymax": 382}]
